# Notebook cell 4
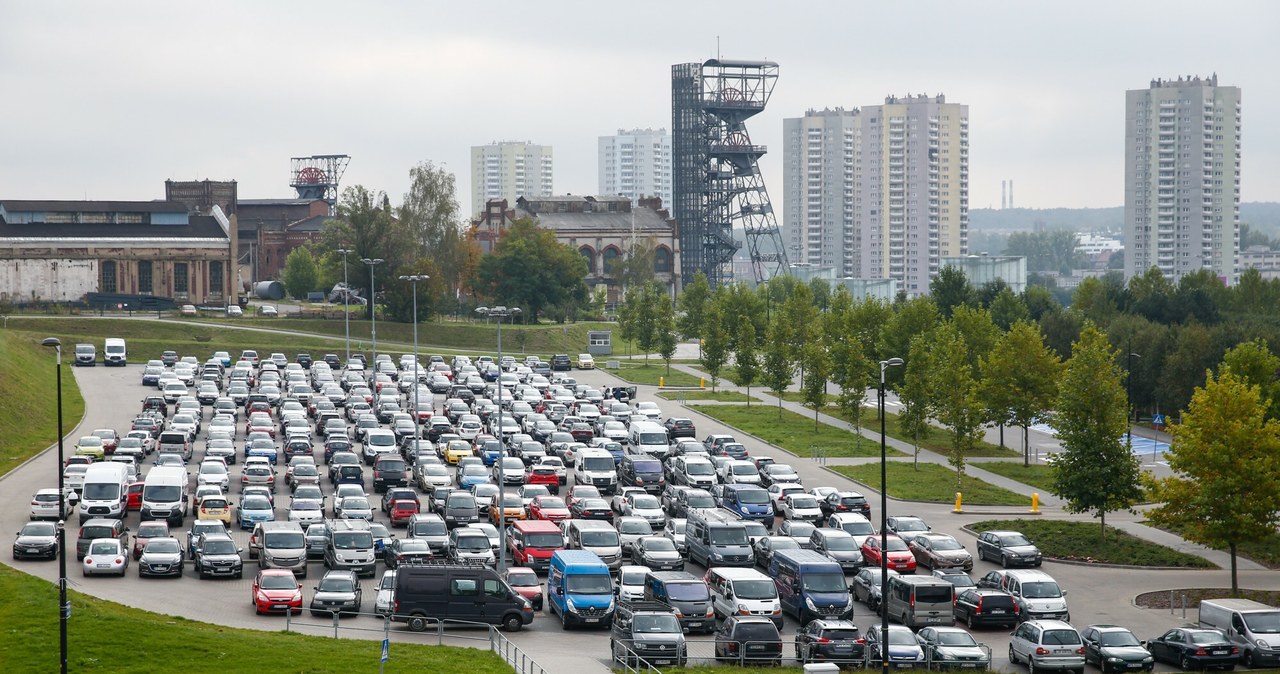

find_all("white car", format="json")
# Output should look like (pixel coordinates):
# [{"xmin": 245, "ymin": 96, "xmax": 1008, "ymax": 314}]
[
  {"xmin": 225, "ymin": 305, "xmax": 243, "ymax": 317},
  {"xmin": 196, "ymin": 460, "xmax": 231, "ymax": 492},
  {"xmin": 780, "ymin": 494, "xmax": 825, "ymax": 522},
  {"xmin": 767, "ymin": 483, "xmax": 807, "ymax": 509},
  {"xmin": 617, "ymin": 565, "xmax": 651, "ymax": 602},
  {"xmin": 576, "ymin": 354, "xmax": 595, "ymax": 369},
  {"xmin": 287, "ymin": 498, "xmax": 325, "ymax": 525},
  {"xmin": 764, "ymin": 463, "xmax": 802, "ymax": 486},
  {"xmin": 374, "ymin": 570, "xmax": 397, "ymax": 616},
  {"xmin": 30, "ymin": 488, "xmax": 73, "ymax": 520},
  {"xmin": 634, "ymin": 401, "xmax": 663, "ymax": 421},
  {"xmin": 622, "ymin": 493, "xmax": 666, "ymax": 528},
  {"xmin": 720, "ymin": 459, "xmax": 761, "ymax": 485},
  {"xmin": 82, "ymin": 538, "xmax": 129, "ymax": 576}
]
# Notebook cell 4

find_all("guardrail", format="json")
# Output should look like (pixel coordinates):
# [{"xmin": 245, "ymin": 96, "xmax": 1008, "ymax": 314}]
[
  {"xmin": 284, "ymin": 611, "xmax": 548, "ymax": 674},
  {"xmin": 608, "ymin": 637, "xmax": 994, "ymax": 672}
]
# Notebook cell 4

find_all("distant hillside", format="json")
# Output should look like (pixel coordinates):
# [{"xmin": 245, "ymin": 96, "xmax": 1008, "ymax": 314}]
[{"xmin": 970, "ymin": 202, "xmax": 1280, "ymax": 235}]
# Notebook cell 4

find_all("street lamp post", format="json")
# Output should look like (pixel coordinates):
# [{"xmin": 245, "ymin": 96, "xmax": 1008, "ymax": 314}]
[
  {"xmin": 337, "ymin": 248, "xmax": 353, "ymax": 362},
  {"xmin": 1127, "ymin": 341, "xmax": 1142, "ymax": 450},
  {"xmin": 361, "ymin": 258, "xmax": 384, "ymax": 374},
  {"xmin": 878, "ymin": 356, "xmax": 903, "ymax": 674},
  {"xmin": 41, "ymin": 337, "xmax": 69, "ymax": 674},
  {"xmin": 476, "ymin": 305, "xmax": 521, "ymax": 572},
  {"xmin": 400, "ymin": 275, "xmax": 429, "ymax": 445}
]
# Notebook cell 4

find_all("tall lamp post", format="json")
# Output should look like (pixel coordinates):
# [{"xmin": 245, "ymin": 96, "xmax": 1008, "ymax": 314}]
[
  {"xmin": 476, "ymin": 305, "xmax": 521, "ymax": 572},
  {"xmin": 361, "ymin": 258, "xmax": 384, "ymax": 373},
  {"xmin": 41, "ymin": 337, "xmax": 69, "ymax": 674},
  {"xmin": 337, "ymin": 248, "xmax": 353, "ymax": 362},
  {"xmin": 878, "ymin": 356, "xmax": 903, "ymax": 674},
  {"xmin": 400, "ymin": 275, "xmax": 429, "ymax": 445},
  {"xmin": 1127, "ymin": 343, "xmax": 1142, "ymax": 450}
]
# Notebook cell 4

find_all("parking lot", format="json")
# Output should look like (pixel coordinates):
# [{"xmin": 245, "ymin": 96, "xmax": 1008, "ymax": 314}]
[{"xmin": 4, "ymin": 345, "xmax": 1279, "ymax": 673}]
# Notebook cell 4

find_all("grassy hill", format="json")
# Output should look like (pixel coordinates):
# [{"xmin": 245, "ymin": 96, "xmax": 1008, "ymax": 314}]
[{"xmin": 0, "ymin": 330, "xmax": 85, "ymax": 476}]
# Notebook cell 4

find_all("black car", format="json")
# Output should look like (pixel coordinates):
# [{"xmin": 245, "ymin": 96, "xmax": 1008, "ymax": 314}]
[
  {"xmin": 13, "ymin": 521, "xmax": 59, "ymax": 560},
  {"xmin": 296, "ymin": 353, "xmax": 313, "ymax": 369},
  {"xmin": 663, "ymin": 417, "xmax": 697, "ymax": 439},
  {"xmin": 975, "ymin": 530, "xmax": 1042, "ymax": 568},
  {"xmin": 952, "ymin": 588, "xmax": 1019, "ymax": 629},
  {"xmin": 715, "ymin": 615, "xmax": 783, "ymax": 665},
  {"xmin": 569, "ymin": 498, "xmax": 614, "ymax": 523},
  {"xmin": 191, "ymin": 533, "xmax": 244, "ymax": 579},
  {"xmin": 550, "ymin": 354, "xmax": 572, "ymax": 371},
  {"xmin": 1082, "ymin": 624, "xmax": 1155, "ymax": 673},
  {"xmin": 795, "ymin": 619, "xmax": 865, "ymax": 666},
  {"xmin": 323, "ymin": 354, "xmax": 341, "ymax": 369},
  {"xmin": 383, "ymin": 538, "xmax": 434, "ymax": 568},
  {"xmin": 1146, "ymin": 628, "xmax": 1238, "ymax": 671},
  {"xmin": 820, "ymin": 491, "xmax": 872, "ymax": 520}
]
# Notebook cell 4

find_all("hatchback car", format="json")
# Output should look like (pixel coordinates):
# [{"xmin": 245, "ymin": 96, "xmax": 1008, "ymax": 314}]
[
  {"xmin": 252, "ymin": 568, "xmax": 303, "ymax": 614},
  {"xmin": 632, "ymin": 536, "xmax": 683, "ymax": 571},
  {"xmin": 137, "ymin": 537, "xmax": 185, "ymax": 578},
  {"xmin": 866, "ymin": 623, "xmax": 927, "ymax": 669},
  {"xmin": 715, "ymin": 615, "xmax": 783, "ymax": 665},
  {"xmin": 917, "ymin": 626, "xmax": 992, "ymax": 670},
  {"xmin": 795, "ymin": 619, "xmax": 865, "ymax": 666},
  {"xmin": 82, "ymin": 538, "xmax": 129, "ymax": 576},
  {"xmin": 1081, "ymin": 624, "xmax": 1155, "ymax": 673},
  {"xmin": 30, "ymin": 488, "xmax": 73, "ymax": 520},
  {"xmin": 505, "ymin": 566, "xmax": 543, "ymax": 611},
  {"xmin": 383, "ymin": 537, "xmax": 433, "ymax": 569},
  {"xmin": 1008, "ymin": 620, "xmax": 1086, "ymax": 673},
  {"xmin": 860, "ymin": 534, "xmax": 916, "ymax": 573}
]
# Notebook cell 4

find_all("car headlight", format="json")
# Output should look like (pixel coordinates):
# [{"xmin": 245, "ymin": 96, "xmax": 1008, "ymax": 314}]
[
  {"xmin": 566, "ymin": 598, "xmax": 578, "ymax": 613},
  {"xmin": 805, "ymin": 597, "xmax": 818, "ymax": 611},
  {"xmin": 711, "ymin": 552, "xmax": 724, "ymax": 561},
  {"xmin": 1107, "ymin": 657, "xmax": 1125, "ymax": 663},
  {"xmin": 1259, "ymin": 640, "xmax": 1270, "ymax": 650}
]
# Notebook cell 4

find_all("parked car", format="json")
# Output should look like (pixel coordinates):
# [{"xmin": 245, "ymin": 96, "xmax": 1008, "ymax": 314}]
[
  {"xmin": 953, "ymin": 588, "xmax": 1020, "ymax": 629},
  {"xmin": 794, "ymin": 619, "xmax": 865, "ymax": 666},
  {"xmin": 865, "ymin": 623, "xmax": 927, "ymax": 668},
  {"xmin": 975, "ymin": 530, "xmax": 1042, "ymax": 568},
  {"xmin": 1008, "ymin": 620, "xmax": 1087, "ymax": 673},
  {"xmin": 916, "ymin": 626, "xmax": 992, "ymax": 671},
  {"xmin": 81, "ymin": 537, "xmax": 129, "ymax": 576},
  {"xmin": 137, "ymin": 537, "xmax": 185, "ymax": 578},
  {"xmin": 1081, "ymin": 624, "xmax": 1155, "ymax": 673},
  {"xmin": 251, "ymin": 568, "xmax": 303, "ymax": 614},
  {"xmin": 1145, "ymin": 627, "xmax": 1238, "ymax": 672},
  {"xmin": 909, "ymin": 532, "xmax": 974, "ymax": 571},
  {"xmin": 12, "ymin": 521, "xmax": 59, "ymax": 560},
  {"xmin": 310, "ymin": 569, "xmax": 363, "ymax": 617},
  {"xmin": 714, "ymin": 615, "xmax": 783, "ymax": 666}
]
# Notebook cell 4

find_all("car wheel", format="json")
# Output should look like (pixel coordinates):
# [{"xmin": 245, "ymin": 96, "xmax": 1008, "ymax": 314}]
[
  {"xmin": 1008, "ymin": 645, "xmax": 1017, "ymax": 665},
  {"xmin": 1001, "ymin": 554, "xmax": 1010, "ymax": 569},
  {"xmin": 1249, "ymin": 651, "xmax": 1262, "ymax": 669},
  {"xmin": 502, "ymin": 614, "xmax": 522, "ymax": 632},
  {"xmin": 1180, "ymin": 656, "xmax": 1193, "ymax": 671},
  {"xmin": 967, "ymin": 613, "xmax": 976, "ymax": 629},
  {"xmin": 1028, "ymin": 657, "xmax": 1037, "ymax": 674}
]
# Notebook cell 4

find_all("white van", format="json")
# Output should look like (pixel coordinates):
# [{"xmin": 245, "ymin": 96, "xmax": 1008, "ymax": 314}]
[
  {"xmin": 78, "ymin": 463, "xmax": 129, "ymax": 522},
  {"xmin": 104, "ymin": 337, "xmax": 127, "ymax": 366},
  {"xmin": 706, "ymin": 567, "xmax": 783, "ymax": 627},
  {"xmin": 141, "ymin": 465, "xmax": 189, "ymax": 526},
  {"xmin": 1199, "ymin": 598, "xmax": 1280, "ymax": 668},
  {"xmin": 628, "ymin": 421, "xmax": 669, "ymax": 458},
  {"xmin": 574, "ymin": 448, "xmax": 618, "ymax": 494}
]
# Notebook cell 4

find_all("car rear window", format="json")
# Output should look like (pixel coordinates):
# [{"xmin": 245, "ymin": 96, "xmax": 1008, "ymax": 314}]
[
  {"xmin": 981, "ymin": 593, "xmax": 1014, "ymax": 608},
  {"xmin": 1043, "ymin": 629, "xmax": 1082, "ymax": 645},
  {"xmin": 822, "ymin": 628, "xmax": 860, "ymax": 641},
  {"xmin": 914, "ymin": 584, "xmax": 953, "ymax": 603},
  {"xmin": 81, "ymin": 526, "xmax": 114, "ymax": 538},
  {"xmin": 736, "ymin": 623, "xmax": 780, "ymax": 641}
]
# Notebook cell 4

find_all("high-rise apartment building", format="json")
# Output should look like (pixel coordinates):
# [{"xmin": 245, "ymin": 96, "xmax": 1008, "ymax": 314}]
[
  {"xmin": 783, "ymin": 109, "xmax": 858, "ymax": 277},
  {"xmin": 470, "ymin": 141, "xmax": 553, "ymax": 215},
  {"xmin": 1124, "ymin": 75, "xmax": 1240, "ymax": 283},
  {"xmin": 784, "ymin": 95, "xmax": 968, "ymax": 295},
  {"xmin": 598, "ymin": 128, "xmax": 672, "ymax": 208}
]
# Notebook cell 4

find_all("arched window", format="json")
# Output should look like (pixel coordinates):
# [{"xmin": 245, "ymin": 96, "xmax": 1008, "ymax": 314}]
[
  {"xmin": 602, "ymin": 246, "xmax": 621, "ymax": 275},
  {"xmin": 654, "ymin": 246, "xmax": 672, "ymax": 273},
  {"xmin": 579, "ymin": 246, "xmax": 596, "ymax": 274},
  {"xmin": 101, "ymin": 261, "xmax": 117, "ymax": 293}
]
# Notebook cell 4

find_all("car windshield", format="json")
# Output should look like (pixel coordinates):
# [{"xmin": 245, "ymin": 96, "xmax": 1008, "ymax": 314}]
[
  {"xmin": 802, "ymin": 573, "xmax": 847, "ymax": 593},
  {"xmin": 887, "ymin": 629, "xmax": 918, "ymax": 646},
  {"xmin": 930, "ymin": 537, "xmax": 964, "ymax": 551},
  {"xmin": 266, "ymin": 533, "xmax": 305, "ymax": 549},
  {"xmin": 81, "ymin": 526, "xmax": 115, "ymax": 538},
  {"xmin": 731, "ymin": 464, "xmax": 757, "ymax": 475},
  {"xmin": 413, "ymin": 520, "xmax": 447, "ymax": 536},
  {"xmin": 686, "ymin": 495, "xmax": 716, "ymax": 508},
  {"xmin": 632, "ymin": 496, "xmax": 660, "ymax": 509},
  {"xmin": 565, "ymin": 573, "xmax": 612, "ymax": 594},
  {"xmin": 633, "ymin": 614, "xmax": 681, "ymax": 632},
  {"xmin": 686, "ymin": 463, "xmax": 714, "ymax": 475},
  {"xmin": 771, "ymin": 538, "xmax": 801, "ymax": 551},
  {"xmin": 333, "ymin": 532, "xmax": 372, "ymax": 549},
  {"xmin": 203, "ymin": 539, "xmax": 237, "ymax": 555},
  {"xmin": 448, "ymin": 495, "xmax": 476, "ymax": 508},
  {"xmin": 525, "ymin": 532, "xmax": 564, "ymax": 548},
  {"xmin": 581, "ymin": 530, "xmax": 619, "ymax": 547},
  {"xmin": 146, "ymin": 539, "xmax": 180, "ymax": 554},
  {"xmin": 895, "ymin": 519, "xmax": 928, "ymax": 532},
  {"xmin": 22, "ymin": 522, "xmax": 56, "ymax": 536},
  {"xmin": 789, "ymin": 497, "xmax": 819, "ymax": 509},
  {"xmin": 737, "ymin": 489, "xmax": 769, "ymax": 505},
  {"xmin": 734, "ymin": 579, "xmax": 776, "ymax": 599},
  {"xmin": 709, "ymin": 528, "xmax": 749, "ymax": 545},
  {"xmin": 1022, "ymin": 581, "xmax": 1062, "ymax": 598},
  {"xmin": 884, "ymin": 538, "xmax": 909, "ymax": 552},
  {"xmin": 537, "ymin": 498, "xmax": 566, "ymax": 509},
  {"xmin": 1043, "ymin": 629, "xmax": 1082, "ymax": 645},
  {"xmin": 507, "ymin": 572, "xmax": 538, "ymax": 587},
  {"xmin": 999, "ymin": 534, "xmax": 1032, "ymax": 547},
  {"xmin": 318, "ymin": 577, "xmax": 353, "ymax": 592},
  {"xmin": 582, "ymin": 457, "xmax": 614, "ymax": 471},
  {"xmin": 242, "ymin": 497, "xmax": 271, "ymax": 510},
  {"xmin": 82, "ymin": 483, "xmax": 121, "ymax": 500},
  {"xmin": 826, "ymin": 537, "xmax": 859, "ymax": 551},
  {"xmin": 343, "ymin": 497, "xmax": 370, "ymax": 510},
  {"xmin": 456, "ymin": 535, "xmax": 488, "ymax": 551},
  {"xmin": 1099, "ymin": 631, "xmax": 1142, "ymax": 647},
  {"xmin": 632, "ymin": 460, "xmax": 661, "ymax": 473},
  {"xmin": 642, "ymin": 538, "xmax": 675, "ymax": 551},
  {"xmin": 89, "ymin": 541, "xmax": 118, "ymax": 554}
]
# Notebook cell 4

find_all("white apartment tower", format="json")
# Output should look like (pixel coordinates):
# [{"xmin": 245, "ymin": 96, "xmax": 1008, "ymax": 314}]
[
  {"xmin": 598, "ymin": 128, "xmax": 672, "ymax": 209},
  {"xmin": 470, "ymin": 141, "xmax": 554, "ymax": 215},
  {"xmin": 1124, "ymin": 75, "xmax": 1241, "ymax": 283},
  {"xmin": 783, "ymin": 109, "xmax": 859, "ymax": 276}
]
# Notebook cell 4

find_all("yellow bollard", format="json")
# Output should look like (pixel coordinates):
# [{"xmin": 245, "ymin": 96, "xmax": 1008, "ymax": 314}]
[
  {"xmin": 659, "ymin": 376, "xmax": 664, "ymax": 388},
  {"xmin": 700, "ymin": 377, "xmax": 705, "ymax": 389},
  {"xmin": 953, "ymin": 492, "xmax": 963, "ymax": 513},
  {"xmin": 1030, "ymin": 492, "xmax": 1040, "ymax": 514}
]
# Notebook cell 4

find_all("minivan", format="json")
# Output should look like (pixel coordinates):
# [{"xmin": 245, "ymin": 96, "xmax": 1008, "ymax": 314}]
[
  {"xmin": 74, "ymin": 343, "xmax": 96, "ymax": 366},
  {"xmin": 547, "ymin": 549, "xmax": 615, "ymax": 628},
  {"xmin": 79, "ymin": 462, "xmax": 129, "ymax": 522},
  {"xmin": 574, "ymin": 448, "xmax": 618, "ymax": 494},
  {"xmin": 719, "ymin": 485, "xmax": 774, "ymax": 525},
  {"xmin": 885, "ymin": 575, "xmax": 956, "ymax": 628},
  {"xmin": 618, "ymin": 455, "xmax": 666, "ymax": 494},
  {"xmin": 645, "ymin": 571, "xmax": 715, "ymax": 633},
  {"xmin": 999, "ymin": 569, "xmax": 1070, "ymax": 622},
  {"xmin": 706, "ymin": 567, "xmax": 783, "ymax": 627},
  {"xmin": 323, "ymin": 519, "xmax": 376, "ymax": 577},
  {"xmin": 769, "ymin": 549, "xmax": 853, "ymax": 624},
  {"xmin": 157, "ymin": 432, "xmax": 193, "ymax": 462},
  {"xmin": 104, "ymin": 337, "xmax": 127, "ymax": 366},
  {"xmin": 249, "ymin": 521, "xmax": 309, "ymax": 577},
  {"xmin": 686, "ymin": 508, "xmax": 753, "ymax": 568},
  {"xmin": 628, "ymin": 421, "xmax": 670, "ymax": 458},
  {"xmin": 565, "ymin": 519, "xmax": 623, "ymax": 570},
  {"xmin": 393, "ymin": 564, "xmax": 534, "ymax": 632},
  {"xmin": 1199, "ymin": 598, "xmax": 1280, "ymax": 668}
]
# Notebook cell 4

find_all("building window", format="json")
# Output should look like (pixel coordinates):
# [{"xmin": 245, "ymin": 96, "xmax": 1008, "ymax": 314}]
[
  {"xmin": 602, "ymin": 246, "xmax": 621, "ymax": 275},
  {"xmin": 138, "ymin": 261, "xmax": 153, "ymax": 294},
  {"xmin": 173, "ymin": 263, "xmax": 188, "ymax": 293},
  {"xmin": 101, "ymin": 261, "xmax": 117, "ymax": 293},
  {"xmin": 210, "ymin": 261, "xmax": 224, "ymax": 291},
  {"xmin": 654, "ymin": 247, "xmax": 671, "ymax": 273},
  {"xmin": 579, "ymin": 247, "xmax": 596, "ymax": 274}
]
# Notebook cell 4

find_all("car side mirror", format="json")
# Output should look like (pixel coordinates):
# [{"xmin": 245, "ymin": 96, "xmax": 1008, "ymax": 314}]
[
  {"xmin": 237, "ymin": 547, "xmax": 244, "ymax": 553},
  {"xmin": 555, "ymin": 587, "xmax": 564, "ymax": 596}
]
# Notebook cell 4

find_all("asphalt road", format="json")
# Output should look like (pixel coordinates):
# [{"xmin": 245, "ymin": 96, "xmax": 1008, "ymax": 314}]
[{"xmin": 3, "ymin": 357, "xmax": 1277, "ymax": 673}]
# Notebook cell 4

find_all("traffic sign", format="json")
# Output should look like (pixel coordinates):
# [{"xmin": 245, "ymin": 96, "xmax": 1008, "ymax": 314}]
[
  {"xmin": 381, "ymin": 638, "xmax": 389, "ymax": 663},
  {"xmin": 1152, "ymin": 413, "xmax": 1165, "ymax": 426}
]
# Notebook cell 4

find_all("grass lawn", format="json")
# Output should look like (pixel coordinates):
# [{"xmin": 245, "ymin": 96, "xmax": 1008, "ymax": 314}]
[
  {"xmin": 1153, "ymin": 523, "xmax": 1280, "ymax": 569},
  {"xmin": 828, "ymin": 407, "xmax": 1021, "ymax": 459},
  {"xmin": 0, "ymin": 331, "xmax": 86, "ymax": 476},
  {"xmin": 0, "ymin": 566, "xmax": 514, "ymax": 673},
  {"xmin": 975, "ymin": 462, "xmax": 1057, "ymax": 494},
  {"xmin": 657, "ymin": 390, "xmax": 759, "ymax": 403},
  {"xmin": 778, "ymin": 391, "xmax": 834, "ymax": 405},
  {"xmin": 831, "ymin": 463, "xmax": 1030, "ymax": 506},
  {"xmin": 694, "ymin": 404, "xmax": 900, "ymax": 459},
  {"xmin": 970, "ymin": 519, "xmax": 1215, "ymax": 568},
  {"xmin": 607, "ymin": 361, "xmax": 704, "ymax": 387}
]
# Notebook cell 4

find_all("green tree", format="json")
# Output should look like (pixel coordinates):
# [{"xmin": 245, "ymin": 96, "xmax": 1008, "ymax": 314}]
[
  {"xmin": 281, "ymin": 246, "xmax": 320, "ymax": 300},
  {"xmin": 397, "ymin": 161, "xmax": 478, "ymax": 300},
  {"xmin": 700, "ymin": 300, "xmax": 730, "ymax": 390},
  {"xmin": 473, "ymin": 218, "xmax": 588, "ymax": 322},
  {"xmin": 1146, "ymin": 371, "xmax": 1280, "ymax": 592},
  {"xmin": 321, "ymin": 185, "xmax": 400, "ymax": 319},
  {"xmin": 655, "ymin": 291, "xmax": 678, "ymax": 376},
  {"xmin": 950, "ymin": 305, "xmax": 1000, "ymax": 373},
  {"xmin": 878, "ymin": 296, "xmax": 940, "ymax": 391},
  {"xmin": 979, "ymin": 321, "xmax": 1063, "ymax": 466},
  {"xmin": 930, "ymin": 265, "xmax": 976, "ymax": 319},
  {"xmin": 761, "ymin": 314, "xmax": 795, "ymax": 418},
  {"xmin": 1051, "ymin": 324, "xmax": 1142, "ymax": 539},
  {"xmin": 615, "ymin": 238, "xmax": 658, "ymax": 292},
  {"xmin": 989, "ymin": 287, "xmax": 1029, "ymax": 331},
  {"xmin": 800, "ymin": 337, "xmax": 831, "ymax": 431},
  {"xmin": 829, "ymin": 312, "xmax": 872, "ymax": 453},
  {"xmin": 677, "ymin": 272, "xmax": 712, "ymax": 341},
  {"xmin": 735, "ymin": 313, "xmax": 760, "ymax": 406},
  {"xmin": 901, "ymin": 334, "xmax": 936, "ymax": 468},
  {"xmin": 1220, "ymin": 339, "xmax": 1280, "ymax": 420},
  {"xmin": 632, "ymin": 283, "xmax": 662, "ymax": 362},
  {"xmin": 929, "ymin": 324, "xmax": 985, "ymax": 488}
]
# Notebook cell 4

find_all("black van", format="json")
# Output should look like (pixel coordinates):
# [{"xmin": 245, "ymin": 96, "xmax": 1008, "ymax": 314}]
[
  {"xmin": 393, "ymin": 564, "xmax": 534, "ymax": 632},
  {"xmin": 619, "ymin": 455, "xmax": 666, "ymax": 494}
]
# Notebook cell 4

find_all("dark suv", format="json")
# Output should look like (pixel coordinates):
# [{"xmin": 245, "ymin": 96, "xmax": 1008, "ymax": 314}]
[
  {"xmin": 551, "ymin": 354, "xmax": 571, "ymax": 371},
  {"xmin": 372, "ymin": 455, "xmax": 410, "ymax": 493},
  {"xmin": 610, "ymin": 601, "xmax": 687, "ymax": 668},
  {"xmin": 715, "ymin": 615, "xmax": 783, "ymax": 666},
  {"xmin": 76, "ymin": 518, "xmax": 130, "ymax": 560},
  {"xmin": 952, "ymin": 588, "xmax": 1020, "ymax": 628},
  {"xmin": 663, "ymin": 417, "xmax": 696, "ymax": 439},
  {"xmin": 795, "ymin": 619, "xmax": 865, "ymax": 666},
  {"xmin": 192, "ymin": 533, "xmax": 245, "ymax": 579}
]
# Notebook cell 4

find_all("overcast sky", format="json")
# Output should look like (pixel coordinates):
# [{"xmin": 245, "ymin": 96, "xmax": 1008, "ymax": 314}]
[{"xmin": 3, "ymin": 1, "xmax": 1277, "ymax": 214}]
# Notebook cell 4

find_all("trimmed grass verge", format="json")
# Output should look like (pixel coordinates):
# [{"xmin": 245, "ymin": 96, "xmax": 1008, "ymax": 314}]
[
  {"xmin": 657, "ymin": 390, "xmax": 760, "ymax": 403},
  {"xmin": 607, "ymin": 362, "xmax": 704, "ymax": 387},
  {"xmin": 694, "ymin": 404, "xmax": 901, "ymax": 459},
  {"xmin": 969, "ymin": 519, "xmax": 1215, "ymax": 568},
  {"xmin": 0, "ymin": 565, "xmax": 515, "ymax": 673},
  {"xmin": 828, "ymin": 408, "xmax": 1021, "ymax": 458},
  {"xmin": 0, "ymin": 331, "xmax": 86, "ymax": 476},
  {"xmin": 831, "ymin": 463, "xmax": 1029, "ymax": 506},
  {"xmin": 974, "ymin": 462, "xmax": 1056, "ymax": 494}
]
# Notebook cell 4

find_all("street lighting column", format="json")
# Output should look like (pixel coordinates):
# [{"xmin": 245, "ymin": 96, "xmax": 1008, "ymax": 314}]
[
  {"xmin": 42, "ymin": 337, "xmax": 69, "ymax": 674},
  {"xmin": 878, "ymin": 356, "xmax": 903, "ymax": 674},
  {"xmin": 476, "ymin": 305, "xmax": 521, "ymax": 572},
  {"xmin": 361, "ymin": 258, "xmax": 384, "ymax": 374},
  {"xmin": 337, "ymin": 248, "xmax": 353, "ymax": 362},
  {"xmin": 399, "ymin": 275, "xmax": 429, "ymax": 445}
]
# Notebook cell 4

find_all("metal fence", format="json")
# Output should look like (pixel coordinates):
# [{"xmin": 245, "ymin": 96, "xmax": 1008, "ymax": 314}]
[
  {"xmin": 608, "ymin": 637, "xmax": 993, "ymax": 672},
  {"xmin": 283, "ymin": 610, "xmax": 548, "ymax": 674}
]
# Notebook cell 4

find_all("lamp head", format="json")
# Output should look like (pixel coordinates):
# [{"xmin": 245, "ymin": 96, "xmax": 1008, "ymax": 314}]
[
  {"xmin": 882, "ymin": 357, "xmax": 904, "ymax": 368},
  {"xmin": 42, "ymin": 337, "xmax": 62, "ymax": 348}
]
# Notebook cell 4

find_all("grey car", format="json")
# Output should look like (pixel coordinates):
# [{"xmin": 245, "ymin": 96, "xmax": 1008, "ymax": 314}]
[
  {"xmin": 975, "ymin": 530, "xmax": 1042, "ymax": 568},
  {"xmin": 137, "ymin": 537, "xmax": 185, "ymax": 578},
  {"xmin": 310, "ymin": 569, "xmax": 362, "ymax": 617},
  {"xmin": 1009, "ymin": 620, "xmax": 1086, "ymax": 673},
  {"xmin": 916, "ymin": 626, "xmax": 992, "ymax": 670}
]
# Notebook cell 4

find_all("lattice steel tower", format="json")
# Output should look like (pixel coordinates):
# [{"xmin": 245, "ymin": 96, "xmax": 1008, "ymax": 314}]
[
  {"xmin": 672, "ymin": 59, "xmax": 788, "ymax": 287},
  {"xmin": 290, "ymin": 154, "xmax": 350, "ymax": 216}
]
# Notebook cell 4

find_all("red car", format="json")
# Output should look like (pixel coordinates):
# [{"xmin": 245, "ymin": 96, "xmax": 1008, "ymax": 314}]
[
  {"xmin": 860, "ymin": 534, "xmax": 917, "ymax": 573},
  {"xmin": 126, "ymin": 481, "xmax": 144, "ymax": 511},
  {"xmin": 252, "ymin": 569, "xmax": 303, "ymax": 614},
  {"xmin": 388, "ymin": 500, "xmax": 420, "ymax": 527},
  {"xmin": 524, "ymin": 466, "xmax": 560, "ymax": 495},
  {"xmin": 528, "ymin": 495, "xmax": 571, "ymax": 522},
  {"xmin": 91, "ymin": 429, "xmax": 119, "ymax": 455}
]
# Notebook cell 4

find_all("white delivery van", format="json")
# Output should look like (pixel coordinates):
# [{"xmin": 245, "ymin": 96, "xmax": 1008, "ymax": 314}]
[
  {"xmin": 78, "ymin": 462, "xmax": 130, "ymax": 522},
  {"xmin": 1200, "ymin": 598, "xmax": 1280, "ymax": 668},
  {"xmin": 141, "ymin": 465, "xmax": 189, "ymax": 526},
  {"xmin": 104, "ymin": 338, "xmax": 127, "ymax": 366},
  {"xmin": 628, "ymin": 421, "xmax": 669, "ymax": 458}
]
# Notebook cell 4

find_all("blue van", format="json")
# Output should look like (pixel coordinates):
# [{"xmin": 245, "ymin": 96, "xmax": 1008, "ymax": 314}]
[
  {"xmin": 720, "ymin": 484, "xmax": 775, "ymax": 525},
  {"xmin": 769, "ymin": 549, "xmax": 854, "ymax": 624},
  {"xmin": 547, "ymin": 549, "xmax": 615, "ymax": 628}
]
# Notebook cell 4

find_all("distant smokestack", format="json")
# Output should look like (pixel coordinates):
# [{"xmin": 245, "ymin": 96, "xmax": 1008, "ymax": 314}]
[
  {"xmin": 1001, "ymin": 181, "xmax": 1007, "ymax": 210},
  {"xmin": 1009, "ymin": 180, "xmax": 1014, "ymax": 209}
]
